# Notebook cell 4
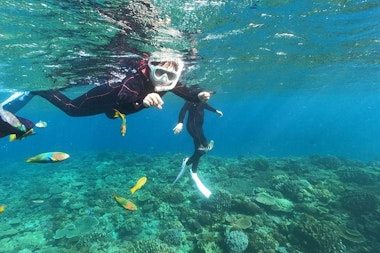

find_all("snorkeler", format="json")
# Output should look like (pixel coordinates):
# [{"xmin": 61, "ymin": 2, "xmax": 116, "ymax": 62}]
[
  {"xmin": 2, "ymin": 53, "xmax": 212, "ymax": 125},
  {"xmin": 172, "ymin": 100, "xmax": 223, "ymax": 198}
]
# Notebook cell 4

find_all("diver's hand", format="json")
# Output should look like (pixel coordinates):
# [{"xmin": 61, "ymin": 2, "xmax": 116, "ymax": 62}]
[
  {"xmin": 198, "ymin": 91, "xmax": 211, "ymax": 102},
  {"xmin": 143, "ymin": 93, "xmax": 164, "ymax": 109},
  {"xmin": 173, "ymin": 123, "xmax": 183, "ymax": 134},
  {"xmin": 216, "ymin": 110, "xmax": 223, "ymax": 117}
]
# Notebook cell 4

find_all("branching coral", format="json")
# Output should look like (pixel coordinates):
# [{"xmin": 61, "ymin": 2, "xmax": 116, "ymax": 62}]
[
  {"xmin": 224, "ymin": 230, "xmax": 249, "ymax": 253},
  {"xmin": 159, "ymin": 228, "xmax": 184, "ymax": 246},
  {"xmin": 340, "ymin": 191, "xmax": 379, "ymax": 215},
  {"xmin": 201, "ymin": 189, "xmax": 232, "ymax": 213},
  {"xmin": 290, "ymin": 214, "xmax": 346, "ymax": 253}
]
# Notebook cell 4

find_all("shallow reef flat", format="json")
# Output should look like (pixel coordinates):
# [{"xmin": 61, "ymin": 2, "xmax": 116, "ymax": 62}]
[{"xmin": 0, "ymin": 151, "xmax": 379, "ymax": 253}]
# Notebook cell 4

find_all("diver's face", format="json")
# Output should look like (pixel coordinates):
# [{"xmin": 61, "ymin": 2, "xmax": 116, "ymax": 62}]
[{"xmin": 148, "ymin": 61, "xmax": 180, "ymax": 91}]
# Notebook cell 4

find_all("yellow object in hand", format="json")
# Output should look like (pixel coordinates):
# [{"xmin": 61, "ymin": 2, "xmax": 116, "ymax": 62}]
[{"xmin": 113, "ymin": 109, "xmax": 127, "ymax": 136}]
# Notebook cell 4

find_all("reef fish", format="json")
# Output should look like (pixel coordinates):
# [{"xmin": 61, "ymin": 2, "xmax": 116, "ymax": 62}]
[
  {"xmin": 26, "ymin": 152, "xmax": 70, "ymax": 163},
  {"xmin": 35, "ymin": 120, "xmax": 47, "ymax": 128},
  {"xmin": 0, "ymin": 205, "xmax": 6, "ymax": 213},
  {"xmin": 32, "ymin": 200, "xmax": 44, "ymax": 204},
  {"xmin": 130, "ymin": 176, "xmax": 147, "ymax": 194},
  {"xmin": 114, "ymin": 194, "xmax": 137, "ymax": 211},
  {"xmin": 113, "ymin": 109, "xmax": 127, "ymax": 136}
]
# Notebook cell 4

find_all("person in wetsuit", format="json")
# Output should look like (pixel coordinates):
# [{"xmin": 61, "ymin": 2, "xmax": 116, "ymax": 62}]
[
  {"xmin": 174, "ymin": 101, "xmax": 223, "ymax": 173},
  {"xmin": 29, "ymin": 53, "xmax": 211, "ymax": 119},
  {"xmin": 172, "ymin": 100, "xmax": 223, "ymax": 198}
]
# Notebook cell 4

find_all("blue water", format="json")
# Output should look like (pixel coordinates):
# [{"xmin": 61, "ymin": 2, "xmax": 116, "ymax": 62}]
[
  {"xmin": 3, "ymin": 90, "xmax": 380, "ymax": 162},
  {"xmin": 1, "ymin": 0, "xmax": 380, "ymax": 252},
  {"xmin": 1, "ymin": 0, "xmax": 379, "ymax": 161}
]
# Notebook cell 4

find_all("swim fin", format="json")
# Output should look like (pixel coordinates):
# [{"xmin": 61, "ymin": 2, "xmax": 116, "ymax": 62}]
[
  {"xmin": 1, "ymin": 91, "xmax": 34, "ymax": 113},
  {"xmin": 191, "ymin": 172, "xmax": 212, "ymax": 198},
  {"xmin": 198, "ymin": 140, "xmax": 214, "ymax": 151},
  {"xmin": 173, "ymin": 157, "xmax": 189, "ymax": 184}
]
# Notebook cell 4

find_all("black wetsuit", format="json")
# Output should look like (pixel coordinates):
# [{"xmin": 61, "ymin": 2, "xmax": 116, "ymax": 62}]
[
  {"xmin": 33, "ymin": 57, "xmax": 204, "ymax": 118},
  {"xmin": 178, "ymin": 101, "xmax": 218, "ymax": 173},
  {"xmin": 0, "ymin": 116, "xmax": 34, "ymax": 139}
]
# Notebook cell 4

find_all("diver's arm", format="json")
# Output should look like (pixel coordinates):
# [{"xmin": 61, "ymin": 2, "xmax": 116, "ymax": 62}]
[
  {"xmin": 178, "ymin": 102, "xmax": 190, "ymax": 123},
  {"xmin": 203, "ymin": 103, "xmax": 217, "ymax": 113},
  {"xmin": 171, "ymin": 83, "xmax": 209, "ymax": 103},
  {"xmin": 204, "ymin": 103, "xmax": 223, "ymax": 117},
  {"xmin": 173, "ymin": 102, "xmax": 189, "ymax": 134},
  {"xmin": 118, "ymin": 73, "xmax": 160, "ymax": 110}
]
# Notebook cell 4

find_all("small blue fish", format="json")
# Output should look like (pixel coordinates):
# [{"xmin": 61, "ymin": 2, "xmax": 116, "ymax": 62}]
[{"xmin": 26, "ymin": 152, "xmax": 70, "ymax": 163}]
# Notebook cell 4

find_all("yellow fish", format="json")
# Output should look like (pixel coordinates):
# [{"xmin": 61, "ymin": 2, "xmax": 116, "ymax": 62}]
[
  {"xmin": 113, "ymin": 109, "xmax": 127, "ymax": 136},
  {"xmin": 130, "ymin": 176, "xmax": 147, "ymax": 194},
  {"xmin": 0, "ymin": 205, "xmax": 6, "ymax": 213},
  {"xmin": 26, "ymin": 152, "xmax": 70, "ymax": 163},
  {"xmin": 114, "ymin": 194, "xmax": 137, "ymax": 211}
]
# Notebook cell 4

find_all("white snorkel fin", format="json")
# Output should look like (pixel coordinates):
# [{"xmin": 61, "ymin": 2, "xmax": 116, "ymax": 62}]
[
  {"xmin": 1, "ymin": 91, "xmax": 34, "ymax": 113},
  {"xmin": 173, "ymin": 157, "xmax": 189, "ymax": 184},
  {"xmin": 191, "ymin": 172, "xmax": 212, "ymax": 198},
  {"xmin": 173, "ymin": 157, "xmax": 212, "ymax": 198}
]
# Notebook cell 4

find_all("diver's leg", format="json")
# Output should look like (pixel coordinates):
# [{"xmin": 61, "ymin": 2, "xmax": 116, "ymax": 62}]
[
  {"xmin": 32, "ymin": 90, "xmax": 87, "ymax": 116},
  {"xmin": 33, "ymin": 85, "xmax": 116, "ymax": 117},
  {"xmin": 1, "ymin": 92, "xmax": 34, "ymax": 113}
]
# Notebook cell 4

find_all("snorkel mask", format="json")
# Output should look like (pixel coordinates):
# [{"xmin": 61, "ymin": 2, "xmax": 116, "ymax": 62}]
[{"xmin": 148, "ymin": 53, "xmax": 184, "ymax": 92}]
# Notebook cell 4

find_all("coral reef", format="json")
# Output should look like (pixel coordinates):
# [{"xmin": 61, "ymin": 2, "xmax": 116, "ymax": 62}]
[
  {"xmin": 158, "ymin": 186, "xmax": 185, "ymax": 204},
  {"xmin": 340, "ymin": 191, "xmax": 379, "ymax": 215},
  {"xmin": 337, "ymin": 225, "xmax": 366, "ymax": 244},
  {"xmin": 53, "ymin": 216, "xmax": 99, "ymax": 239},
  {"xmin": 248, "ymin": 229, "xmax": 280, "ymax": 252},
  {"xmin": 309, "ymin": 155, "xmax": 342, "ymax": 170},
  {"xmin": 254, "ymin": 192, "xmax": 294, "ymax": 212},
  {"xmin": 225, "ymin": 215, "xmax": 252, "ymax": 230},
  {"xmin": 196, "ymin": 231, "xmax": 222, "ymax": 253},
  {"xmin": 1, "ymin": 152, "xmax": 380, "ymax": 252},
  {"xmin": 336, "ymin": 167, "xmax": 374, "ymax": 184},
  {"xmin": 290, "ymin": 214, "xmax": 346, "ymax": 253},
  {"xmin": 224, "ymin": 230, "xmax": 249, "ymax": 253},
  {"xmin": 242, "ymin": 157, "xmax": 270, "ymax": 171},
  {"xmin": 230, "ymin": 196, "xmax": 263, "ymax": 215},
  {"xmin": 123, "ymin": 239, "xmax": 177, "ymax": 253},
  {"xmin": 201, "ymin": 189, "xmax": 232, "ymax": 213},
  {"xmin": 159, "ymin": 228, "xmax": 184, "ymax": 246}
]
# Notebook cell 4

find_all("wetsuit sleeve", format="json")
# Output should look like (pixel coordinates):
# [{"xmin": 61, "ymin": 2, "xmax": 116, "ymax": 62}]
[
  {"xmin": 170, "ymin": 82, "xmax": 204, "ymax": 102},
  {"xmin": 178, "ymin": 102, "xmax": 190, "ymax": 123},
  {"xmin": 203, "ymin": 103, "xmax": 218, "ymax": 113},
  {"xmin": 117, "ymin": 73, "xmax": 152, "ymax": 109},
  {"xmin": 117, "ymin": 78, "xmax": 143, "ymax": 104}
]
